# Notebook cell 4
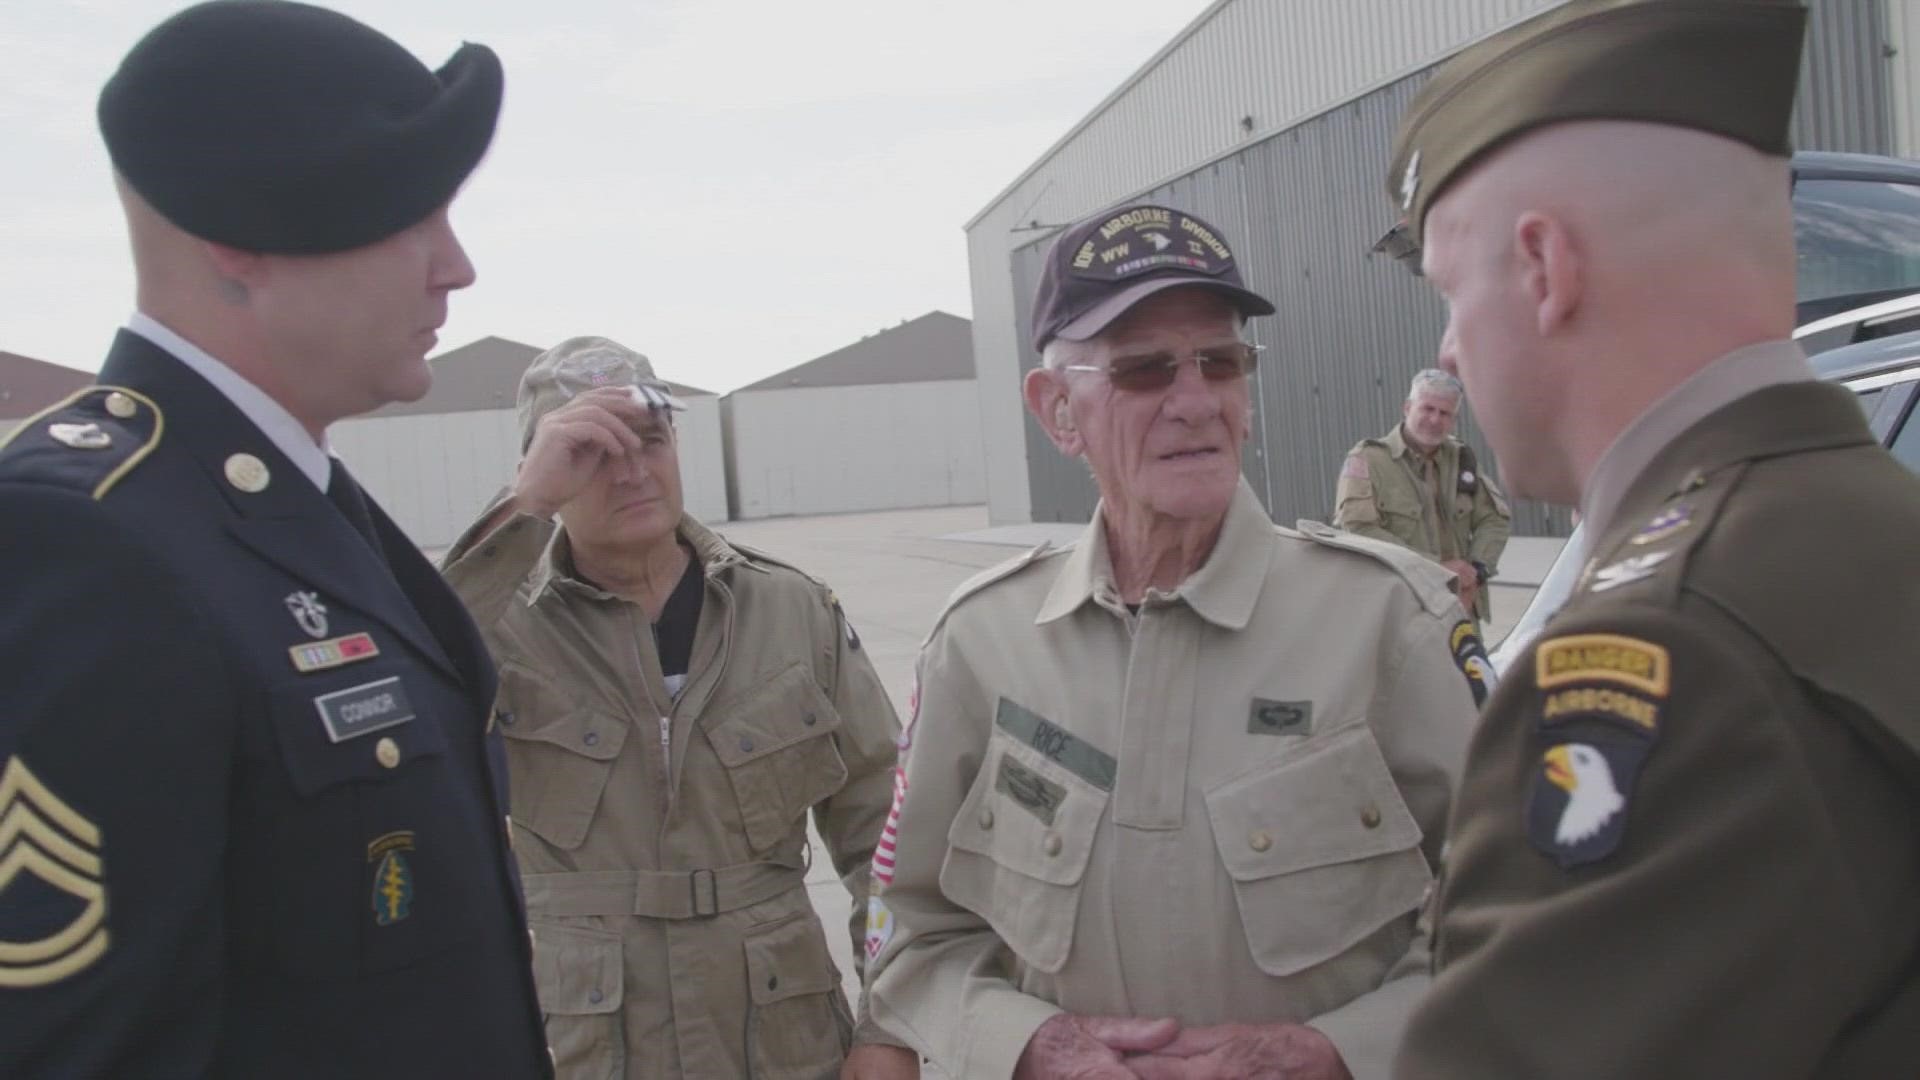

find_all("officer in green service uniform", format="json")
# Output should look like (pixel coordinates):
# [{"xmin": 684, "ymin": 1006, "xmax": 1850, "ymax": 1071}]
[
  {"xmin": 1380, "ymin": 1, "xmax": 1920, "ymax": 1077},
  {"xmin": 1333, "ymin": 369, "xmax": 1510, "ymax": 622}
]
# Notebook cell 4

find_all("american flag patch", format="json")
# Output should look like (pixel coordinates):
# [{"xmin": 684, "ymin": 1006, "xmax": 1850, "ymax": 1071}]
[
  {"xmin": 1341, "ymin": 453, "xmax": 1370, "ymax": 481},
  {"xmin": 870, "ymin": 767, "xmax": 907, "ymax": 889},
  {"xmin": 289, "ymin": 632, "xmax": 380, "ymax": 673}
]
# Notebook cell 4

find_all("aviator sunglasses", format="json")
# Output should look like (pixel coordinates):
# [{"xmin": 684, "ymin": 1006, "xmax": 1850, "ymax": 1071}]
[{"xmin": 1063, "ymin": 342, "xmax": 1264, "ymax": 393}]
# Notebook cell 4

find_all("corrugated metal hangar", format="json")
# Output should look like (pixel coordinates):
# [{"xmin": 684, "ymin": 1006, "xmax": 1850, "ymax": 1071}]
[
  {"xmin": 0, "ymin": 350, "xmax": 93, "ymax": 445},
  {"xmin": 331, "ymin": 336, "xmax": 728, "ymax": 549},
  {"xmin": 968, "ymin": 0, "xmax": 1916, "ymax": 536},
  {"xmin": 721, "ymin": 311, "xmax": 984, "ymax": 520}
]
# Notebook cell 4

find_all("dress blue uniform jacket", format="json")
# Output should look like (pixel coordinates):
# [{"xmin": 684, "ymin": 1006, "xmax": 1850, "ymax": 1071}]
[{"xmin": 0, "ymin": 332, "xmax": 551, "ymax": 1078}]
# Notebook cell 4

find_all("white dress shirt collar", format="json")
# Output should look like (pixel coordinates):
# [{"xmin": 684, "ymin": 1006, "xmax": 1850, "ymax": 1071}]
[{"xmin": 125, "ymin": 312, "xmax": 333, "ymax": 491}]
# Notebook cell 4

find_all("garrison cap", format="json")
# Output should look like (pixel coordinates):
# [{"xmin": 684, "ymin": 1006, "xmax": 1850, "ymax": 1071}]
[
  {"xmin": 1387, "ymin": 0, "xmax": 1807, "ymax": 242},
  {"xmin": 99, "ymin": 0, "xmax": 503, "ymax": 254},
  {"xmin": 517, "ymin": 336, "xmax": 685, "ymax": 451},
  {"xmin": 1030, "ymin": 203, "xmax": 1275, "ymax": 353}
]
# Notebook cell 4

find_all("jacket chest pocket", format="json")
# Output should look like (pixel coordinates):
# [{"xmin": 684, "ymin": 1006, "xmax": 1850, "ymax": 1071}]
[
  {"xmin": 702, "ymin": 663, "xmax": 848, "ymax": 853},
  {"xmin": 262, "ymin": 668, "xmax": 479, "ymax": 977},
  {"xmin": 1204, "ymin": 723, "xmax": 1430, "ymax": 978},
  {"xmin": 939, "ymin": 733, "xmax": 1108, "ymax": 974},
  {"xmin": 497, "ymin": 664, "xmax": 630, "ymax": 851}
]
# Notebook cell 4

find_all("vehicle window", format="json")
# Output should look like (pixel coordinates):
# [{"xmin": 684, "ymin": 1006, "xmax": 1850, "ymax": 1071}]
[
  {"xmin": 1853, "ymin": 386, "xmax": 1887, "ymax": 422},
  {"xmin": 1889, "ymin": 398, "xmax": 1920, "ymax": 474},
  {"xmin": 1795, "ymin": 179, "xmax": 1920, "ymax": 305}
]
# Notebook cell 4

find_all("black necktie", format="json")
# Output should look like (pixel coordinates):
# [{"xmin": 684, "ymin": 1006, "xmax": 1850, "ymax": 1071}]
[{"xmin": 326, "ymin": 460, "xmax": 386, "ymax": 563}]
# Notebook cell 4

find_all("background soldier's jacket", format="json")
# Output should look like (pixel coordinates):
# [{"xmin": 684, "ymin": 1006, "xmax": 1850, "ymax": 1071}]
[
  {"xmin": 442, "ymin": 507, "xmax": 900, "ymax": 1079},
  {"xmin": 865, "ymin": 480, "xmax": 1476, "ymax": 1080},
  {"xmin": 0, "ymin": 333, "xmax": 548, "ymax": 1078},
  {"xmin": 1397, "ymin": 379, "xmax": 1920, "ymax": 1079},
  {"xmin": 1334, "ymin": 428, "xmax": 1510, "ymax": 618}
]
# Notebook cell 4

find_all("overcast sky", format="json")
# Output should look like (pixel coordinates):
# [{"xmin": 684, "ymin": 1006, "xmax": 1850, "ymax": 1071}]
[{"xmin": 2, "ymin": 0, "xmax": 1213, "ymax": 392}]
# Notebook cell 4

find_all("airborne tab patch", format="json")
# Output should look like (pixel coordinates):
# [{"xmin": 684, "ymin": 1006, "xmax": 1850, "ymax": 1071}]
[{"xmin": 1536, "ymin": 634, "xmax": 1671, "ymax": 697}]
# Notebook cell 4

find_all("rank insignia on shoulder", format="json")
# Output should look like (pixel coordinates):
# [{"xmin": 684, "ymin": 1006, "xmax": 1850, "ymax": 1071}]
[
  {"xmin": 1630, "ymin": 503, "xmax": 1693, "ymax": 546},
  {"xmin": 1450, "ymin": 619, "xmax": 1496, "ymax": 707},
  {"xmin": 367, "ymin": 831, "xmax": 416, "ymax": 926},
  {"xmin": 1587, "ymin": 550, "xmax": 1673, "ymax": 594},
  {"xmin": 0, "ymin": 758, "xmax": 110, "ymax": 988}
]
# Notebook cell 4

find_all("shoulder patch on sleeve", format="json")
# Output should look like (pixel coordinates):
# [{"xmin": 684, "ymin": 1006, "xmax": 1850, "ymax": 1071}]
[
  {"xmin": 1340, "ymin": 452, "xmax": 1370, "ymax": 481},
  {"xmin": 922, "ymin": 541, "xmax": 1059, "ymax": 645},
  {"xmin": 0, "ymin": 386, "xmax": 163, "ymax": 501},
  {"xmin": 1288, "ymin": 519, "xmax": 1457, "ymax": 615}
]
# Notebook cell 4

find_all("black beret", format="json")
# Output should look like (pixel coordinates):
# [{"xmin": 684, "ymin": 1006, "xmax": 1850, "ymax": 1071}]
[
  {"xmin": 1030, "ymin": 203, "xmax": 1274, "ymax": 353},
  {"xmin": 98, "ymin": 0, "xmax": 503, "ymax": 254}
]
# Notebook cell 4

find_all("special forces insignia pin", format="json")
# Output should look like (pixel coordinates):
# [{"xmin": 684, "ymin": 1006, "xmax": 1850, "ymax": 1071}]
[
  {"xmin": 284, "ymin": 590, "xmax": 329, "ymax": 639},
  {"xmin": 367, "ymin": 831, "xmax": 416, "ymax": 926}
]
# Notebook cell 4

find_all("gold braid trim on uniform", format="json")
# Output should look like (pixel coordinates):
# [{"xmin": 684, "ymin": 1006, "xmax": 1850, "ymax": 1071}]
[{"xmin": 0, "ymin": 385, "xmax": 164, "ymax": 501}]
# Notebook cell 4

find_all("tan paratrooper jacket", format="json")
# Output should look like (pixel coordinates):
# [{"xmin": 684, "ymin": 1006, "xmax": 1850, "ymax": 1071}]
[
  {"xmin": 864, "ymin": 480, "xmax": 1478, "ymax": 1080},
  {"xmin": 442, "ymin": 508, "xmax": 900, "ymax": 1080},
  {"xmin": 1334, "ymin": 426, "xmax": 1511, "ymax": 620}
]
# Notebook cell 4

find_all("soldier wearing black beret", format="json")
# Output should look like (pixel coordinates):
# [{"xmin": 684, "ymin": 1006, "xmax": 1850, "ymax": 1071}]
[
  {"xmin": 0, "ymin": 2, "xmax": 551, "ymax": 1075},
  {"xmin": 1381, "ymin": 1, "xmax": 1920, "ymax": 1076}
]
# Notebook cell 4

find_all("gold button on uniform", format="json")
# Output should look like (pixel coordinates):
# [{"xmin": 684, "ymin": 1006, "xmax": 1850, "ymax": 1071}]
[
  {"xmin": 978, "ymin": 809, "xmax": 994, "ymax": 830},
  {"xmin": 1360, "ymin": 805, "xmax": 1383, "ymax": 829},
  {"xmin": 1042, "ymin": 833, "xmax": 1063, "ymax": 857},
  {"xmin": 1249, "ymin": 830, "xmax": 1273, "ymax": 852},
  {"xmin": 375, "ymin": 736, "xmax": 400, "ymax": 769},
  {"xmin": 105, "ymin": 392, "xmax": 137, "ymax": 419},
  {"xmin": 224, "ymin": 452, "xmax": 270, "ymax": 493}
]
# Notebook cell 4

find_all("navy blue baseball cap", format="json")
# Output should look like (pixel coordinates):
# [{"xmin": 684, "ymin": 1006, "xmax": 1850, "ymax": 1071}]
[{"xmin": 1030, "ymin": 203, "xmax": 1275, "ymax": 352}]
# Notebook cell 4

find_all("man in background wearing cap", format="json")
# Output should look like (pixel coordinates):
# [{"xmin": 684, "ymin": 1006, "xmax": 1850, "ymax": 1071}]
[
  {"xmin": 439, "ymin": 337, "xmax": 909, "ymax": 1079},
  {"xmin": 0, "ymin": 2, "xmax": 550, "ymax": 1076},
  {"xmin": 1382, "ymin": 1, "xmax": 1920, "ymax": 1075},
  {"xmin": 862, "ymin": 203, "xmax": 1478, "ymax": 1080},
  {"xmin": 1333, "ymin": 368, "xmax": 1510, "ymax": 633}
]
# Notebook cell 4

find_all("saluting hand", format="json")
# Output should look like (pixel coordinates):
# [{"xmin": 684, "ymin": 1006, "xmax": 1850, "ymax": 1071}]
[
  {"xmin": 1013, "ymin": 1013, "xmax": 1180, "ymax": 1080},
  {"xmin": 1124, "ymin": 1022, "xmax": 1351, "ymax": 1080},
  {"xmin": 511, "ymin": 387, "xmax": 651, "ymax": 518}
]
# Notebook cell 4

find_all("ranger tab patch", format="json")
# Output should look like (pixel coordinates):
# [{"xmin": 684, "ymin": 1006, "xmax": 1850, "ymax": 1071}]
[{"xmin": 1535, "ymin": 634, "xmax": 1671, "ymax": 697}]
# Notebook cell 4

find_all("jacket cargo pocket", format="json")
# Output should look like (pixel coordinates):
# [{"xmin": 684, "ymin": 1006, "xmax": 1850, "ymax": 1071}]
[
  {"xmin": 705, "ymin": 663, "xmax": 848, "ymax": 852},
  {"xmin": 939, "ymin": 733, "xmax": 1107, "ymax": 974},
  {"xmin": 743, "ymin": 912, "xmax": 851, "ymax": 1080},
  {"xmin": 533, "ymin": 920, "xmax": 626, "ymax": 1080},
  {"xmin": 498, "ymin": 664, "xmax": 629, "ymax": 851},
  {"xmin": 1205, "ymin": 723, "xmax": 1430, "ymax": 977}
]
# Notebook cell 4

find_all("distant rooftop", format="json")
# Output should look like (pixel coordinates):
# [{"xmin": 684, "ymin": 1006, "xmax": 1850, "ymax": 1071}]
[
  {"xmin": 371, "ymin": 336, "xmax": 716, "ymax": 418},
  {"xmin": 732, "ymin": 311, "xmax": 974, "ymax": 394},
  {"xmin": 1, "ymin": 350, "xmax": 95, "ymax": 420}
]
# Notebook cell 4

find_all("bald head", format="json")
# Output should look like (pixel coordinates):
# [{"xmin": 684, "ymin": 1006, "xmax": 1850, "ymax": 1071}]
[
  {"xmin": 1419, "ymin": 121, "xmax": 1797, "ymax": 505},
  {"xmin": 1427, "ymin": 121, "xmax": 1795, "ymax": 333}
]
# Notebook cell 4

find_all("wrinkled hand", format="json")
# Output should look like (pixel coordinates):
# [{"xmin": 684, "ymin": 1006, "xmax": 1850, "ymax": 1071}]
[
  {"xmin": 511, "ymin": 387, "xmax": 649, "ymax": 517},
  {"xmin": 1013, "ymin": 1014, "xmax": 1180, "ymax": 1080},
  {"xmin": 840, "ymin": 1042, "xmax": 920, "ymax": 1080},
  {"xmin": 1125, "ymin": 1022, "xmax": 1352, "ymax": 1080},
  {"xmin": 1442, "ymin": 558, "xmax": 1480, "ymax": 614}
]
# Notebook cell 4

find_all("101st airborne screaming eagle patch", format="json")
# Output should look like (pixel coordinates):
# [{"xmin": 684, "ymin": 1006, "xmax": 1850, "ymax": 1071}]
[
  {"xmin": 1526, "ymin": 634, "xmax": 1669, "ymax": 868},
  {"xmin": 0, "ymin": 758, "xmax": 110, "ymax": 987}
]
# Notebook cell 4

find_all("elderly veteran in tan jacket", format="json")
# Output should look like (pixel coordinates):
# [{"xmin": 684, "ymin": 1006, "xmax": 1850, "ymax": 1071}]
[
  {"xmin": 860, "ymin": 205, "xmax": 1479, "ymax": 1080},
  {"xmin": 440, "ymin": 337, "xmax": 905, "ymax": 1079}
]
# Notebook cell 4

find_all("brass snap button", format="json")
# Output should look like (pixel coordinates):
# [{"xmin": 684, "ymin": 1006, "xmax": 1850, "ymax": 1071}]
[
  {"xmin": 1043, "ymin": 833, "xmax": 1063, "ymax": 857},
  {"xmin": 375, "ymin": 737, "xmax": 400, "ymax": 769},
  {"xmin": 978, "ymin": 809, "xmax": 994, "ymax": 830},
  {"xmin": 1361, "ymin": 805, "xmax": 1383, "ymax": 829},
  {"xmin": 1248, "ymin": 830, "xmax": 1272, "ymax": 853}
]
